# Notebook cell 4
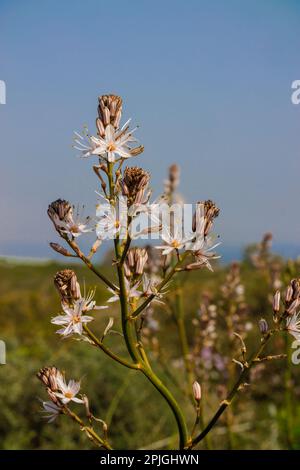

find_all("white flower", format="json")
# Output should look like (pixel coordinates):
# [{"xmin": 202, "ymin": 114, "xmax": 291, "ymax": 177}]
[
  {"xmin": 155, "ymin": 224, "xmax": 192, "ymax": 255},
  {"xmin": 41, "ymin": 401, "xmax": 61, "ymax": 423},
  {"xmin": 96, "ymin": 199, "xmax": 127, "ymax": 240},
  {"xmin": 185, "ymin": 234, "xmax": 221, "ymax": 272},
  {"xmin": 57, "ymin": 205, "xmax": 92, "ymax": 238},
  {"xmin": 286, "ymin": 311, "xmax": 300, "ymax": 341},
  {"xmin": 51, "ymin": 290, "xmax": 107, "ymax": 336},
  {"xmin": 74, "ymin": 120, "xmax": 138, "ymax": 162},
  {"xmin": 107, "ymin": 278, "xmax": 141, "ymax": 303},
  {"xmin": 128, "ymin": 196, "xmax": 165, "ymax": 239},
  {"xmin": 141, "ymin": 274, "xmax": 165, "ymax": 305},
  {"xmin": 54, "ymin": 375, "xmax": 84, "ymax": 404}
]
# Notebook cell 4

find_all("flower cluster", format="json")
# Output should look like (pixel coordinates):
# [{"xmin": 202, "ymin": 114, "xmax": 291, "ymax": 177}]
[{"xmin": 37, "ymin": 366, "xmax": 84, "ymax": 422}]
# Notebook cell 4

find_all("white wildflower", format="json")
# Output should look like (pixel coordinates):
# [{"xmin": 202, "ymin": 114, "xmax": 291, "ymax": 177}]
[
  {"xmin": 51, "ymin": 290, "xmax": 107, "ymax": 336},
  {"xmin": 73, "ymin": 120, "xmax": 138, "ymax": 162},
  {"xmin": 54, "ymin": 375, "xmax": 84, "ymax": 404},
  {"xmin": 107, "ymin": 278, "xmax": 141, "ymax": 303},
  {"xmin": 41, "ymin": 401, "xmax": 61, "ymax": 423},
  {"xmin": 286, "ymin": 311, "xmax": 300, "ymax": 341}
]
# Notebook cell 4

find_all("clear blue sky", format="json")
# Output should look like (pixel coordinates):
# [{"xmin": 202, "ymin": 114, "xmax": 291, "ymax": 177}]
[{"xmin": 0, "ymin": 0, "xmax": 300, "ymax": 258}]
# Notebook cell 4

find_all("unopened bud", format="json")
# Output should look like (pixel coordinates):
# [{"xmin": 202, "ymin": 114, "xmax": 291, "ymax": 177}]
[
  {"xmin": 37, "ymin": 366, "xmax": 61, "ymax": 392},
  {"xmin": 48, "ymin": 199, "xmax": 72, "ymax": 228},
  {"xmin": 98, "ymin": 95, "xmax": 123, "ymax": 130},
  {"xmin": 49, "ymin": 242, "xmax": 74, "ymax": 257},
  {"xmin": 54, "ymin": 269, "xmax": 81, "ymax": 303},
  {"xmin": 121, "ymin": 167, "xmax": 150, "ymax": 205},
  {"xmin": 273, "ymin": 290, "xmax": 281, "ymax": 313},
  {"xmin": 258, "ymin": 318, "xmax": 268, "ymax": 335},
  {"xmin": 285, "ymin": 285, "xmax": 293, "ymax": 303},
  {"xmin": 286, "ymin": 298, "xmax": 300, "ymax": 315},
  {"xmin": 192, "ymin": 381, "xmax": 202, "ymax": 402}
]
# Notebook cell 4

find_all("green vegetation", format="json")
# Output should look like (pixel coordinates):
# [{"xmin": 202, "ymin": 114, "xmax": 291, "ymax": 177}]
[{"xmin": 0, "ymin": 254, "xmax": 299, "ymax": 450}]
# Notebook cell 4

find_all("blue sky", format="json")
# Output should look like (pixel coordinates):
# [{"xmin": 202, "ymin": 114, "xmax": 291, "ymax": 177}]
[{"xmin": 0, "ymin": 0, "xmax": 299, "ymax": 258}]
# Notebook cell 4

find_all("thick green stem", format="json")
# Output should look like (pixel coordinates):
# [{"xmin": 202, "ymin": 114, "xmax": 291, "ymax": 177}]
[
  {"xmin": 106, "ymin": 162, "xmax": 190, "ymax": 449},
  {"xmin": 141, "ymin": 365, "xmax": 190, "ymax": 449},
  {"xmin": 83, "ymin": 325, "xmax": 140, "ymax": 370}
]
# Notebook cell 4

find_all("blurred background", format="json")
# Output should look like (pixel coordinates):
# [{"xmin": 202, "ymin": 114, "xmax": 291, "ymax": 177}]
[{"xmin": 0, "ymin": 0, "xmax": 300, "ymax": 450}]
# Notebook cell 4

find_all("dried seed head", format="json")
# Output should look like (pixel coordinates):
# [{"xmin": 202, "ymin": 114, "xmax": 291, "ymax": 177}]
[
  {"xmin": 192, "ymin": 381, "xmax": 202, "ymax": 402},
  {"xmin": 124, "ymin": 247, "xmax": 148, "ymax": 277},
  {"xmin": 54, "ymin": 269, "xmax": 81, "ymax": 303},
  {"xmin": 49, "ymin": 242, "xmax": 73, "ymax": 257},
  {"xmin": 121, "ymin": 166, "xmax": 150, "ymax": 205},
  {"xmin": 37, "ymin": 366, "xmax": 60, "ymax": 392},
  {"xmin": 97, "ymin": 94, "xmax": 123, "ymax": 135},
  {"xmin": 48, "ymin": 199, "xmax": 72, "ymax": 226},
  {"xmin": 258, "ymin": 318, "xmax": 268, "ymax": 335},
  {"xmin": 272, "ymin": 290, "xmax": 281, "ymax": 313}
]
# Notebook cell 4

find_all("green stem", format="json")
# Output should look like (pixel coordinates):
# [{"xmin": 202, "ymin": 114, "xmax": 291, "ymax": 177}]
[
  {"xmin": 66, "ymin": 238, "xmax": 118, "ymax": 293},
  {"xmin": 191, "ymin": 330, "xmax": 276, "ymax": 448},
  {"xmin": 107, "ymin": 162, "xmax": 189, "ymax": 449},
  {"xmin": 131, "ymin": 252, "xmax": 190, "ymax": 319},
  {"xmin": 174, "ymin": 285, "xmax": 212, "ymax": 449},
  {"xmin": 65, "ymin": 406, "xmax": 112, "ymax": 449},
  {"xmin": 83, "ymin": 325, "xmax": 140, "ymax": 370}
]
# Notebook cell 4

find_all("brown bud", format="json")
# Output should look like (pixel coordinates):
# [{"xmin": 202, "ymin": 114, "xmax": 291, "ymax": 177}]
[
  {"xmin": 285, "ymin": 285, "xmax": 293, "ymax": 303},
  {"xmin": 124, "ymin": 247, "xmax": 148, "ymax": 277},
  {"xmin": 48, "ymin": 199, "xmax": 72, "ymax": 225},
  {"xmin": 286, "ymin": 298, "xmax": 300, "ymax": 315},
  {"xmin": 49, "ymin": 242, "xmax": 74, "ymax": 257},
  {"xmin": 54, "ymin": 269, "xmax": 81, "ymax": 303},
  {"xmin": 121, "ymin": 166, "xmax": 150, "ymax": 205},
  {"xmin": 129, "ymin": 145, "xmax": 144, "ymax": 157},
  {"xmin": 37, "ymin": 366, "xmax": 60, "ymax": 392},
  {"xmin": 168, "ymin": 164, "xmax": 180, "ymax": 192},
  {"xmin": 192, "ymin": 200, "xmax": 220, "ymax": 235},
  {"xmin": 97, "ymin": 95, "xmax": 123, "ymax": 132}
]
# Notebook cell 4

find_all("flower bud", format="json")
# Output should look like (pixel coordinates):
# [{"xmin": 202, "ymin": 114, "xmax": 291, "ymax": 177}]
[
  {"xmin": 54, "ymin": 269, "xmax": 81, "ymax": 303},
  {"xmin": 97, "ymin": 95, "xmax": 123, "ymax": 133},
  {"xmin": 37, "ymin": 366, "xmax": 60, "ymax": 392},
  {"xmin": 192, "ymin": 200, "xmax": 219, "ymax": 235},
  {"xmin": 49, "ymin": 242, "xmax": 73, "ymax": 257},
  {"xmin": 258, "ymin": 318, "xmax": 268, "ymax": 335},
  {"xmin": 192, "ymin": 381, "xmax": 202, "ymax": 402},
  {"xmin": 285, "ymin": 285, "xmax": 293, "ymax": 303},
  {"xmin": 272, "ymin": 290, "xmax": 281, "ymax": 313},
  {"xmin": 121, "ymin": 166, "xmax": 150, "ymax": 205},
  {"xmin": 48, "ymin": 199, "xmax": 72, "ymax": 227},
  {"xmin": 286, "ymin": 298, "xmax": 300, "ymax": 316}
]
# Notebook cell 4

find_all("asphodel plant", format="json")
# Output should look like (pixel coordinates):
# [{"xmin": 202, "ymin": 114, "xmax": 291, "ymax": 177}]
[{"xmin": 38, "ymin": 94, "xmax": 300, "ymax": 450}]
